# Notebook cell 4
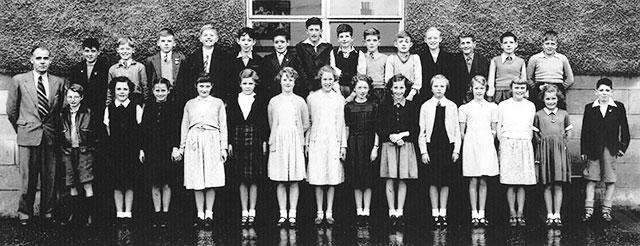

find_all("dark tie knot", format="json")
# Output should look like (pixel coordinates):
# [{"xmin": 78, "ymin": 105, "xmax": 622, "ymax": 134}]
[{"xmin": 506, "ymin": 56, "xmax": 513, "ymax": 61}]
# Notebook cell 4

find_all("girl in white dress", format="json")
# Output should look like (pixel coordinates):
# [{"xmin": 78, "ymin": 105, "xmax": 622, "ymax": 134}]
[{"xmin": 458, "ymin": 75, "xmax": 499, "ymax": 226}]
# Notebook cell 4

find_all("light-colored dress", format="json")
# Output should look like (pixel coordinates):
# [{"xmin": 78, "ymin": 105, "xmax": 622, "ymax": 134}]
[
  {"xmin": 498, "ymin": 98, "xmax": 536, "ymax": 185},
  {"xmin": 459, "ymin": 100, "xmax": 499, "ymax": 177},
  {"xmin": 306, "ymin": 90, "xmax": 346, "ymax": 185},
  {"xmin": 268, "ymin": 94, "xmax": 309, "ymax": 182},
  {"xmin": 181, "ymin": 96, "xmax": 227, "ymax": 190}
]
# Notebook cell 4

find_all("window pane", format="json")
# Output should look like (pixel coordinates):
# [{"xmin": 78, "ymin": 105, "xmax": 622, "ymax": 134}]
[
  {"xmin": 329, "ymin": 0, "xmax": 399, "ymax": 16},
  {"xmin": 329, "ymin": 22, "xmax": 399, "ymax": 46},
  {"xmin": 252, "ymin": 0, "xmax": 321, "ymax": 16},
  {"xmin": 253, "ymin": 22, "xmax": 308, "ymax": 47}
]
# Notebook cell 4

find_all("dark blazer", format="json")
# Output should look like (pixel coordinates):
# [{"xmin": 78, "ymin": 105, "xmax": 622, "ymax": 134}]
[
  {"xmin": 263, "ymin": 50, "xmax": 306, "ymax": 98},
  {"xmin": 451, "ymin": 53, "xmax": 489, "ymax": 105},
  {"xmin": 226, "ymin": 94, "xmax": 270, "ymax": 145},
  {"xmin": 295, "ymin": 42, "xmax": 333, "ymax": 97},
  {"xmin": 175, "ymin": 44, "xmax": 231, "ymax": 106},
  {"xmin": 580, "ymin": 101, "xmax": 630, "ymax": 160},
  {"xmin": 69, "ymin": 58, "xmax": 110, "ymax": 115},
  {"xmin": 60, "ymin": 104, "xmax": 96, "ymax": 151},
  {"xmin": 6, "ymin": 72, "xmax": 65, "ymax": 146},
  {"xmin": 145, "ymin": 52, "xmax": 186, "ymax": 86},
  {"xmin": 418, "ymin": 47, "xmax": 454, "ymax": 101},
  {"xmin": 229, "ymin": 53, "xmax": 268, "ymax": 99}
]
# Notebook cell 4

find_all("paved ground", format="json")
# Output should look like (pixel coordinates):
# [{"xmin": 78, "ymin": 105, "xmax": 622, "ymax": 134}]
[{"xmin": 2, "ymin": 207, "xmax": 640, "ymax": 245}]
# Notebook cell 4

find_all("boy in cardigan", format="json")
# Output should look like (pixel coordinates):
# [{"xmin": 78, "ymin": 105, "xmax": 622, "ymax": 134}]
[
  {"xmin": 357, "ymin": 27, "xmax": 388, "ymax": 103},
  {"xmin": 526, "ymin": 30, "xmax": 574, "ymax": 110},
  {"xmin": 580, "ymin": 78, "xmax": 630, "ymax": 222}
]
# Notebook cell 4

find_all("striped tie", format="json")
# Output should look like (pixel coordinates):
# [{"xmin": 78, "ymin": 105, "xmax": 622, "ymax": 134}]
[
  {"xmin": 37, "ymin": 76, "xmax": 49, "ymax": 119},
  {"xmin": 203, "ymin": 55, "xmax": 210, "ymax": 73}
]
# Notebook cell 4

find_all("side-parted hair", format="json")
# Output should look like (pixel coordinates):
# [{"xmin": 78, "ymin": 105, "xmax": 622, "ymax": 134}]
[
  {"xmin": 351, "ymin": 74, "xmax": 373, "ymax": 90},
  {"xmin": 336, "ymin": 24, "xmax": 353, "ymax": 37},
  {"xmin": 109, "ymin": 76, "xmax": 135, "ymax": 94},
  {"xmin": 458, "ymin": 33, "xmax": 474, "ymax": 41},
  {"xmin": 238, "ymin": 68, "xmax": 260, "ymax": 85},
  {"xmin": 543, "ymin": 30, "xmax": 558, "ymax": 42},
  {"xmin": 82, "ymin": 38, "xmax": 100, "ymax": 50},
  {"xmin": 500, "ymin": 31, "xmax": 517, "ymax": 43},
  {"xmin": 539, "ymin": 83, "xmax": 565, "ymax": 102},
  {"xmin": 315, "ymin": 65, "xmax": 339, "ymax": 81},
  {"xmin": 31, "ymin": 46, "xmax": 50, "ymax": 56},
  {"xmin": 305, "ymin": 17, "xmax": 322, "ymax": 28},
  {"xmin": 465, "ymin": 75, "xmax": 488, "ymax": 102},
  {"xmin": 153, "ymin": 77, "xmax": 172, "ymax": 90},
  {"xmin": 196, "ymin": 72, "xmax": 212, "ymax": 85},
  {"xmin": 67, "ymin": 83, "xmax": 85, "ymax": 97},
  {"xmin": 272, "ymin": 28, "xmax": 290, "ymax": 40},
  {"xmin": 276, "ymin": 67, "xmax": 299, "ymax": 83},
  {"xmin": 430, "ymin": 74, "xmax": 450, "ymax": 89},
  {"xmin": 395, "ymin": 30, "xmax": 413, "ymax": 41},
  {"xmin": 237, "ymin": 27, "xmax": 256, "ymax": 40},
  {"xmin": 363, "ymin": 27, "xmax": 380, "ymax": 39},
  {"xmin": 596, "ymin": 78, "xmax": 613, "ymax": 89},
  {"xmin": 386, "ymin": 73, "xmax": 413, "ymax": 97},
  {"xmin": 158, "ymin": 28, "xmax": 174, "ymax": 38}
]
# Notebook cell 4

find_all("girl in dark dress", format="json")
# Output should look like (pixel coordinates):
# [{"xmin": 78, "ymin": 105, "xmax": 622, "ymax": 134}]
[
  {"xmin": 140, "ymin": 78, "xmax": 181, "ymax": 227},
  {"xmin": 344, "ymin": 74, "xmax": 379, "ymax": 225},
  {"xmin": 418, "ymin": 74, "xmax": 461, "ymax": 227},
  {"xmin": 104, "ymin": 76, "xmax": 143, "ymax": 226},
  {"xmin": 227, "ymin": 68, "xmax": 269, "ymax": 226}
]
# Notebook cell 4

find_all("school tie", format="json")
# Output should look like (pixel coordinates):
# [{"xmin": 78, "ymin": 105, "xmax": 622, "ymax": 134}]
[
  {"xmin": 36, "ymin": 76, "xmax": 49, "ymax": 119},
  {"xmin": 369, "ymin": 52, "xmax": 375, "ymax": 59},
  {"xmin": 465, "ymin": 56, "xmax": 472, "ymax": 73},
  {"xmin": 164, "ymin": 54, "xmax": 168, "ymax": 62},
  {"xmin": 506, "ymin": 56, "xmax": 513, "ymax": 62},
  {"xmin": 203, "ymin": 55, "xmax": 210, "ymax": 73}
]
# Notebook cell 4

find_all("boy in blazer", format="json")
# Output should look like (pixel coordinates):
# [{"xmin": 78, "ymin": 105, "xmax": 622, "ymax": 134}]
[
  {"xmin": 6, "ymin": 47, "xmax": 66, "ymax": 226},
  {"xmin": 263, "ymin": 28, "xmax": 305, "ymax": 98},
  {"xmin": 452, "ymin": 33, "xmax": 489, "ymax": 105},
  {"xmin": 419, "ymin": 27, "xmax": 454, "ymax": 103},
  {"xmin": 580, "ymin": 78, "xmax": 630, "ymax": 222},
  {"xmin": 145, "ymin": 28, "xmax": 186, "ymax": 100},
  {"xmin": 175, "ymin": 24, "xmax": 231, "ymax": 106},
  {"xmin": 70, "ymin": 38, "xmax": 109, "ymax": 119}
]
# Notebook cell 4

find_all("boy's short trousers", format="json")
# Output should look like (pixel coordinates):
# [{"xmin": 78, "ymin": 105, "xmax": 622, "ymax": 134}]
[
  {"xmin": 64, "ymin": 147, "xmax": 95, "ymax": 186},
  {"xmin": 583, "ymin": 147, "xmax": 617, "ymax": 183}
]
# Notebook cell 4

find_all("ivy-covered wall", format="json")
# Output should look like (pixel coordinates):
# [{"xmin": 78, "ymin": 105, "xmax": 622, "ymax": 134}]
[
  {"xmin": 405, "ymin": 0, "xmax": 640, "ymax": 76},
  {"xmin": 0, "ymin": 0, "xmax": 245, "ymax": 76}
]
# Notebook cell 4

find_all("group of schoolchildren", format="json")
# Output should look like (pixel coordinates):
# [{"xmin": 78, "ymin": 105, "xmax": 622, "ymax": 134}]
[{"xmin": 56, "ymin": 16, "xmax": 630, "ymax": 230}]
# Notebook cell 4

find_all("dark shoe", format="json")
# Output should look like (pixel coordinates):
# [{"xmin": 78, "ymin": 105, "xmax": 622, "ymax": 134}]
[
  {"xmin": 395, "ymin": 216, "xmax": 405, "ymax": 227},
  {"xmin": 152, "ymin": 213, "xmax": 160, "ymax": 227},
  {"xmin": 276, "ymin": 217, "xmax": 287, "ymax": 227},
  {"xmin": 517, "ymin": 217, "xmax": 526, "ymax": 227},
  {"xmin": 545, "ymin": 217, "xmax": 553, "ymax": 227},
  {"xmin": 19, "ymin": 219, "xmax": 29, "ymax": 227},
  {"xmin": 508, "ymin": 216, "xmax": 517, "ymax": 227},
  {"xmin": 554, "ymin": 218, "xmax": 563, "ymax": 227},
  {"xmin": 204, "ymin": 218, "xmax": 213, "ymax": 229},
  {"xmin": 479, "ymin": 217, "xmax": 489, "ymax": 227},
  {"xmin": 326, "ymin": 216, "xmax": 335, "ymax": 225},
  {"xmin": 288, "ymin": 217, "xmax": 297, "ymax": 227},
  {"xmin": 159, "ymin": 212, "xmax": 168, "ymax": 228},
  {"xmin": 441, "ymin": 216, "xmax": 448, "ymax": 226},
  {"xmin": 472, "ymin": 218, "xmax": 479, "ymax": 227},
  {"xmin": 247, "ymin": 216, "xmax": 255, "ymax": 226},
  {"xmin": 362, "ymin": 216, "xmax": 370, "ymax": 226},
  {"xmin": 602, "ymin": 212, "xmax": 613, "ymax": 222},
  {"xmin": 193, "ymin": 218, "xmax": 204, "ymax": 228},
  {"xmin": 390, "ymin": 215, "xmax": 398, "ymax": 226},
  {"xmin": 434, "ymin": 216, "xmax": 441, "ymax": 227},
  {"xmin": 241, "ymin": 216, "xmax": 248, "ymax": 226}
]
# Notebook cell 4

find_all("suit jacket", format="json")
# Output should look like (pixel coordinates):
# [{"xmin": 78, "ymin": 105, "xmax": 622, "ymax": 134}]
[
  {"xmin": 451, "ymin": 53, "xmax": 489, "ymax": 105},
  {"xmin": 6, "ymin": 71, "xmax": 65, "ymax": 146},
  {"xmin": 263, "ymin": 50, "xmax": 306, "ymax": 98},
  {"xmin": 145, "ymin": 52, "xmax": 186, "ymax": 86},
  {"xmin": 295, "ymin": 42, "xmax": 333, "ymax": 97},
  {"xmin": 418, "ymin": 47, "xmax": 454, "ymax": 100},
  {"xmin": 580, "ymin": 101, "xmax": 630, "ymax": 160},
  {"xmin": 175, "ymin": 44, "xmax": 231, "ymax": 106},
  {"xmin": 69, "ymin": 58, "xmax": 110, "ymax": 114},
  {"xmin": 229, "ymin": 53, "xmax": 267, "ymax": 99}
]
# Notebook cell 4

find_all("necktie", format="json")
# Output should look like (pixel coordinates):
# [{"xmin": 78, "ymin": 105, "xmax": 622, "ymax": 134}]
[
  {"xmin": 203, "ymin": 55, "xmax": 210, "ymax": 73},
  {"xmin": 164, "ymin": 54, "xmax": 168, "ymax": 62},
  {"xmin": 369, "ymin": 52, "xmax": 375, "ymax": 59},
  {"xmin": 36, "ymin": 76, "xmax": 49, "ymax": 119},
  {"xmin": 465, "ymin": 56, "xmax": 472, "ymax": 73},
  {"xmin": 506, "ymin": 56, "xmax": 513, "ymax": 62}
]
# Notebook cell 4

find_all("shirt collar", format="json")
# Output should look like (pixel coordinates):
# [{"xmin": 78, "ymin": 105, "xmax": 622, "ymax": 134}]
[
  {"xmin": 236, "ymin": 51, "xmax": 254, "ymax": 59},
  {"xmin": 303, "ymin": 38, "xmax": 328, "ymax": 48},
  {"xmin": 115, "ymin": 99, "xmax": 131, "ymax": 107},
  {"xmin": 535, "ymin": 51, "xmax": 559, "ymax": 59},
  {"xmin": 276, "ymin": 49, "xmax": 287, "ymax": 56},
  {"xmin": 592, "ymin": 98, "xmax": 617, "ymax": 108},
  {"xmin": 238, "ymin": 92, "xmax": 256, "ymax": 99},
  {"xmin": 197, "ymin": 95, "xmax": 214, "ymax": 102},
  {"xmin": 118, "ymin": 59, "xmax": 136, "ymax": 67},
  {"xmin": 161, "ymin": 51, "xmax": 172, "ymax": 59},
  {"xmin": 464, "ymin": 53, "xmax": 474, "ymax": 61},
  {"xmin": 426, "ymin": 97, "xmax": 452, "ymax": 107},
  {"xmin": 501, "ymin": 53, "xmax": 515, "ymax": 63},
  {"xmin": 338, "ymin": 46, "xmax": 354, "ymax": 53},
  {"xmin": 543, "ymin": 107, "xmax": 558, "ymax": 115},
  {"xmin": 33, "ymin": 70, "xmax": 48, "ymax": 80},
  {"xmin": 393, "ymin": 97, "xmax": 406, "ymax": 107}
]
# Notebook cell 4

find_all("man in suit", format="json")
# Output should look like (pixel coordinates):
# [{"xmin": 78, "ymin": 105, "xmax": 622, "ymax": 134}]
[
  {"xmin": 175, "ymin": 24, "xmax": 231, "ymax": 106},
  {"xmin": 451, "ymin": 33, "xmax": 489, "ymax": 105},
  {"xmin": 263, "ymin": 28, "xmax": 305, "ymax": 98},
  {"xmin": 6, "ymin": 46, "xmax": 66, "ymax": 225},
  {"xmin": 145, "ymin": 28, "xmax": 186, "ymax": 102}
]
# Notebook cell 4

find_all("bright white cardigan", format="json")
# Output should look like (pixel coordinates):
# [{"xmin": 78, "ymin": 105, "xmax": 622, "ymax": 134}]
[{"xmin": 418, "ymin": 97, "xmax": 462, "ymax": 155}]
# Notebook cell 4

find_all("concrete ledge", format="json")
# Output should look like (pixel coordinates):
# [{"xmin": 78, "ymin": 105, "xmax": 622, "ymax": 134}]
[
  {"xmin": 0, "ymin": 75, "xmax": 12, "ymax": 90},
  {"xmin": 0, "ymin": 90, "xmax": 7, "ymax": 115},
  {"xmin": 0, "ymin": 140, "xmax": 17, "ymax": 165},
  {"xmin": 572, "ymin": 76, "xmax": 640, "ymax": 90},
  {"xmin": 0, "ymin": 116, "xmax": 17, "ymax": 140},
  {"xmin": 0, "ymin": 190, "xmax": 20, "ymax": 218},
  {"xmin": 0, "ymin": 166, "xmax": 20, "ymax": 189}
]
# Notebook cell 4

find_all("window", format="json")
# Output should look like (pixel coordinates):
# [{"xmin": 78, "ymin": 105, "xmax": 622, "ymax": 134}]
[{"xmin": 247, "ymin": 0, "xmax": 404, "ymax": 48}]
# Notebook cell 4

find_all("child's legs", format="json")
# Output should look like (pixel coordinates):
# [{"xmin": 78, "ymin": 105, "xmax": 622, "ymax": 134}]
[
  {"xmin": 276, "ymin": 183, "xmax": 287, "ymax": 211},
  {"xmin": 83, "ymin": 183, "xmax": 93, "ymax": 197},
  {"xmin": 553, "ymin": 183, "xmax": 562, "ymax": 215},
  {"xmin": 326, "ymin": 186, "xmax": 335, "ymax": 212},
  {"xmin": 429, "ymin": 185, "xmax": 439, "ymax": 210},
  {"xmin": 363, "ymin": 188, "xmax": 372, "ymax": 210},
  {"xmin": 249, "ymin": 183, "xmax": 258, "ymax": 211},
  {"xmin": 124, "ymin": 189, "xmax": 134, "ymax": 213},
  {"xmin": 469, "ymin": 178, "xmax": 478, "ymax": 211},
  {"xmin": 397, "ymin": 181, "xmax": 407, "ymax": 211},
  {"xmin": 205, "ymin": 188, "xmax": 215, "ymax": 213},
  {"xmin": 70, "ymin": 187, "xmax": 79, "ymax": 197},
  {"xmin": 478, "ymin": 178, "xmax": 488, "ymax": 211},
  {"xmin": 240, "ymin": 182, "xmax": 249, "ymax": 211},
  {"xmin": 506, "ymin": 186, "xmax": 516, "ymax": 214},
  {"xmin": 440, "ymin": 186, "xmax": 449, "ymax": 211},
  {"xmin": 162, "ymin": 184, "xmax": 171, "ymax": 212},
  {"xmin": 544, "ymin": 184, "xmax": 553, "ymax": 214},
  {"xmin": 604, "ymin": 182, "xmax": 615, "ymax": 205},
  {"xmin": 152, "ymin": 185, "xmax": 162, "ymax": 212},
  {"xmin": 354, "ymin": 189, "xmax": 363, "ymax": 210},
  {"xmin": 516, "ymin": 186, "xmax": 525, "ymax": 216},
  {"xmin": 385, "ymin": 180, "xmax": 396, "ymax": 211},
  {"xmin": 289, "ymin": 182, "xmax": 300, "ymax": 211},
  {"xmin": 194, "ymin": 190, "xmax": 205, "ymax": 214},
  {"xmin": 315, "ymin": 186, "xmax": 325, "ymax": 212},
  {"xmin": 114, "ymin": 190, "xmax": 124, "ymax": 213}
]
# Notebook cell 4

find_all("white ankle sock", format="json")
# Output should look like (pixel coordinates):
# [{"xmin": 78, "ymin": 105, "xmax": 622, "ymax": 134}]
[
  {"xmin": 248, "ymin": 209, "xmax": 256, "ymax": 217},
  {"xmin": 197, "ymin": 212, "xmax": 205, "ymax": 220},
  {"xmin": 363, "ymin": 209, "xmax": 370, "ymax": 216},
  {"xmin": 205, "ymin": 210, "xmax": 213, "ymax": 219}
]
